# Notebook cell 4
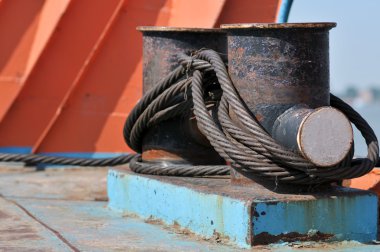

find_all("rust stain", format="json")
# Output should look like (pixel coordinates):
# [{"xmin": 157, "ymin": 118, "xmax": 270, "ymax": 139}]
[
  {"xmin": 142, "ymin": 150, "xmax": 185, "ymax": 162},
  {"xmin": 139, "ymin": 28, "xmax": 226, "ymax": 165},
  {"xmin": 253, "ymin": 231, "xmax": 334, "ymax": 245},
  {"xmin": 255, "ymin": 113, "xmax": 264, "ymax": 122},
  {"xmin": 144, "ymin": 217, "xmax": 232, "ymax": 245},
  {"xmin": 209, "ymin": 230, "xmax": 230, "ymax": 244}
]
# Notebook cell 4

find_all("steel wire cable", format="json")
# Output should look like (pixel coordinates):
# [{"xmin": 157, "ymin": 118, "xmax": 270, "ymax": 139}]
[
  {"xmin": 0, "ymin": 48, "xmax": 378, "ymax": 184},
  {"xmin": 0, "ymin": 153, "xmax": 135, "ymax": 166},
  {"xmin": 187, "ymin": 49, "xmax": 379, "ymax": 183}
]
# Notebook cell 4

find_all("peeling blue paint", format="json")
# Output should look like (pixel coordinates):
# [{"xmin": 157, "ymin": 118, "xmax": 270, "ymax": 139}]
[
  {"xmin": 108, "ymin": 169, "xmax": 251, "ymax": 248},
  {"xmin": 108, "ymin": 169, "xmax": 378, "ymax": 248},
  {"xmin": 253, "ymin": 194, "xmax": 378, "ymax": 241}
]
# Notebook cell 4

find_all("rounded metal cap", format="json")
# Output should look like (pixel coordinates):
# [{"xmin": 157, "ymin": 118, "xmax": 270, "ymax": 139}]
[
  {"xmin": 137, "ymin": 26, "xmax": 224, "ymax": 33},
  {"xmin": 220, "ymin": 22, "xmax": 336, "ymax": 30},
  {"xmin": 297, "ymin": 107, "xmax": 353, "ymax": 167}
]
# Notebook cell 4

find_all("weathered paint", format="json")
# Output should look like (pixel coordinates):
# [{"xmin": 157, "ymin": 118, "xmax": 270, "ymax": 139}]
[
  {"xmin": 1, "ymin": 165, "xmax": 379, "ymax": 251},
  {"xmin": 253, "ymin": 193, "xmax": 377, "ymax": 243},
  {"xmin": 108, "ymin": 168, "xmax": 378, "ymax": 248},
  {"xmin": 2, "ymin": 197, "xmax": 238, "ymax": 252},
  {"xmin": 108, "ymin": 169, "xmax": 251, "ymax": 248},
  {"xmin": 0, "ymin": 197, "xmax": 71, "ymax": 251}
]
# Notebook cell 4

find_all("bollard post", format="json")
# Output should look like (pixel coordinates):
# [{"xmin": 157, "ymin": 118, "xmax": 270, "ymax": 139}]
[
  {"xmin": 221, "ymin": 23, "xmax": 353, "ymax": 184},
  {"xmin": 138, "ymin": 26, "xmax": 227, "ymax": 165}
]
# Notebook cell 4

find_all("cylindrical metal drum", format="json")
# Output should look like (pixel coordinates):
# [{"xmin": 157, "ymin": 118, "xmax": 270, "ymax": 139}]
[
  {"xmin": 138, "ymin": 26, "xmax": 227, "ymax": 165},
  {"xmin": 221, "ymin": 23, "xmax": 353, "ymax": 184},
  {"xmin": 222, "ymin": 23, "xmax": 335, "ymax": 130}
]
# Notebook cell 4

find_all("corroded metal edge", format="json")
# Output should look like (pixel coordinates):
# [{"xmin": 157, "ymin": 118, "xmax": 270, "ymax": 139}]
[
  {"xmin": 137, "ymin": 26, "xmax": 224, "ymax": 33},
  {"xmin": 220, "ymin": 22, "xmax": 336, "ymax": 30}
]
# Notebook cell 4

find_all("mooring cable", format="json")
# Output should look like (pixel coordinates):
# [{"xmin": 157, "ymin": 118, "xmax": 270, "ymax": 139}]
[
  {"xmin": 0, "ymin": 49, "xmax": 378, "ymax": 184},
  {"xmin": 0, "ymin": 153, "xmax": 135, "ymax": 166},
  {"xmin": 187, "ymin": 49, "xmax": 378, "ymax": 183},
  {"xmin": 125, "ymin": 49, "xmax": 379, "ymax": 183}
]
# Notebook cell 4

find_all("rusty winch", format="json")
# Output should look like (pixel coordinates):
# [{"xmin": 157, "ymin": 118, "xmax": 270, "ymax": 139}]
[{"xmin": 122, "ymin": 22, "xmax": 378, "ymax": 185}]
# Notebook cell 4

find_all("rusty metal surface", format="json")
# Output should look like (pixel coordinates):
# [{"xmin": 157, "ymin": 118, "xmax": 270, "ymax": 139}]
[
  {"xmin": 140, "ymin": 27, "xmax": 227, "ymax": 165},
  {"xmin": 253, "ymin": 230, "xmax": 334, "ymax": 245},
  {"xmin": 137, "ymin": 26, "xmax": 223, "ymax": 33},
  {"xmin": 141, "ymin": 118, "xmax": 225, "ymax": 165},
  {"xmin": 140, "ymin": 27, "xmax": 227, "ymax": 92},
  {"xmin": 221, "ymin": 22, "xmax": 337, "ymax": 29},
  {"xmin": 220, "ymin": 22, "xmax": 353, "ymax": 181},
  {"xmin": 223, "ymin": 23, "xmax": 334, "ymax": 133}
]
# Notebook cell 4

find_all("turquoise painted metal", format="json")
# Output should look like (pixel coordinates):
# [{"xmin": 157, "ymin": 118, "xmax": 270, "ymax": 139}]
[
  {"xmin": 108, "ymin": 167, "xmax": 378, "ymax": 248},
  {"xmin": 1, "ymin": 165, "xmax": 379, "ymax": 251},
  {"xmin": 108, "ymin": 169, "xmax": 250, "ymax": 248}
]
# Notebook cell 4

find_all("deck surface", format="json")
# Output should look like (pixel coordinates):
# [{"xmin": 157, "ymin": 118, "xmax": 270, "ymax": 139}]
[{"xmin": 0, "ymin": 165, "xmax": 379, "ymax": 251}]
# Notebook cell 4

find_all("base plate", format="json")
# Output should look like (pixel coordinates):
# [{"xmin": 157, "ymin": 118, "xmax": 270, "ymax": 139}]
[{"xmin": 108, "ymin": 167, "xmax": 378, "ymax": 248}]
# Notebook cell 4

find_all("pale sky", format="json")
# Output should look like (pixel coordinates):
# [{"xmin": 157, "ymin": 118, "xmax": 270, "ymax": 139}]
[{"xmin": 288, "ymin": 0, "xmax": 380, "ymax": 93}]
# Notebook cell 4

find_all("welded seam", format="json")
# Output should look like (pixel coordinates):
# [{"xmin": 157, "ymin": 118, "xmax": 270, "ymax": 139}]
[{"xmin": 1, "ymin": 195, "xmax": 80, "ymax": 252}]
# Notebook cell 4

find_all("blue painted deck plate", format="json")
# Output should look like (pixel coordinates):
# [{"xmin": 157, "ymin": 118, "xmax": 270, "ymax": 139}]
[{"xmin": 108, "ymin": 167, "xmax": 378, "ymax": 248}]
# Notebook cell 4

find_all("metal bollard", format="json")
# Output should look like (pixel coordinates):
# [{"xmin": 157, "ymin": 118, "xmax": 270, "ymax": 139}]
[
  {"xmin": 221, "ymin": 23, "xmax": 353, "ymax": 183},
  {"xmin": 138, "ymin": 26, "xmax": 227, "ymax": 165}
]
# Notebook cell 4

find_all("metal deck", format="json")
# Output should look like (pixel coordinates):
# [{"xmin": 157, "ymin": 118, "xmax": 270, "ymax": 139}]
[{"xmin": 0, "ymin": 165, "xmax": 379, "ymax": 251}]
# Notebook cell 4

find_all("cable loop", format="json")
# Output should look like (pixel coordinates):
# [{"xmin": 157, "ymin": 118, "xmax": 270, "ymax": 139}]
[{"xmin": 0, "ymin": 49, "xmax": 378, "ymax": 183}]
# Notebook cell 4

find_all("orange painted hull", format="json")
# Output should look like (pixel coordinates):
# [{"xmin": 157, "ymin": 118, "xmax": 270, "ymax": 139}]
[
  {"xmin": 0, "ymin": 0, "xmax": 289, "ymax": 157},
  {"xmin": 344, "ymin": 169, "xmax": 380, "ymax": 198}
]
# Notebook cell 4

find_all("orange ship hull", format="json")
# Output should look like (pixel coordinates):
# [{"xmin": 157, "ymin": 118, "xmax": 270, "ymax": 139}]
[{"xmin": 0, "ymin": 0, "xmax": 292, "ymax": 157}]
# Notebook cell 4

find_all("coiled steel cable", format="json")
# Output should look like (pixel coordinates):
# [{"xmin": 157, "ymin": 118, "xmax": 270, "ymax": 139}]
[
  {"xmin": 129, "ymin": 155, "xmax": 229, "ymax": 177},
  {"xmin": 188, "ymin": 49, "xmax": 378, "ymax": 183},
  {"xmin": 0, "ymin": 49, "xmax": 378, "ymax": 184},
  {"xmin": 124, "ymin": 49, "xmax": 378, "ymax": 183}
]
